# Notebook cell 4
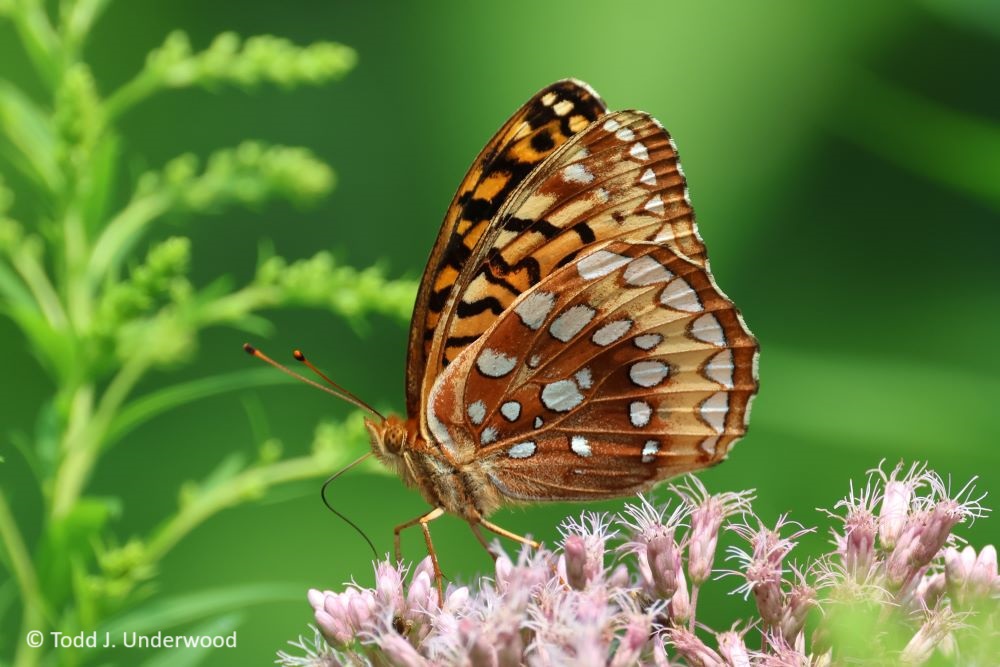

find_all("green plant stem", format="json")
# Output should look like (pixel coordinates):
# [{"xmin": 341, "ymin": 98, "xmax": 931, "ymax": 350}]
[
  {"xmin": 0, "ymin": 489, "xmax": 52, "ymax": 667},
  {"xmin": 197, "ymin": 285, "xmax": 279, "ymax": 325},
  {"xmin": 13, "ymin": 604, "xmax": 44, "ymax": 667},
  {"xmin": 7, "ymin": 0, "xmax": 61, "ymax": 88},
  {"xmin": 103, "ymin": 69, "xmax": 161, "ymax": 122},
  {"xmin": 0, "ymin": 257, "xmax": 40, "ymax": 311},
  {"xmin": 105, "ymin": 368, "xmax": 294, "ymax": 449},
  {"xmin": 63, "ymin": 207, "xmax": 92, "ymax": 329},
  {"xmin": 0, "ymin": 490, "xmax": 47, "ymax": 619},
  {"xmin": 145, "ymin": 452, "xmax": 352, "ymax": 564},
  {"xmin": 51, "ymin": 356, "xmax": 149, "ymax": 518},
  {"xmin": 10, "ymin": 244, "xmax": 67, "ymax": 330},
  {"xmin": 86, "ymin": 192, "xmax": 172, "ymax": 286},
  {"xmin": 58, "ymin": 0, "xmax": 111, "ymax": 61}
]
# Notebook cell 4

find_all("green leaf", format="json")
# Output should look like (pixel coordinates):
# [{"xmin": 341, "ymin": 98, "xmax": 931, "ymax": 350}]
[
  {"xmin": 0, "ymin": 80, "xmax": 62, "ymax": 193},
  {"xmin": 98, "ymin": 583, "xmax": 302, "ymax": 636},
  {"xmin": 80, "ymin": 132, "xmax": 121, "ymax": 236},
  {"xmin": 0, "ymin": 259, "xmax": 38, "ymax": 313},
  {"xmin": 36, "ymin": 496, "xmax": 120, "ymax": 608},
  {"xmin": 105, "ymin": 368, "xmax": 295, "ymax": 449},
  {"xmin": 6, "ymin": 430, "xmax": 41, "ymax": 484},
  {"xmin": 59, "ymin": 0, "xmax": 114, "ymax": 55},
  {"xmin": 0, "ymin": 578, "xmax": 17, "ymax": 634}
]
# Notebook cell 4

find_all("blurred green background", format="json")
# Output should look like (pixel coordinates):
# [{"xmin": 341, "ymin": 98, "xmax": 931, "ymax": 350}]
[{"xmin": 1, "ymin": 1, "xmax": 998, "ymax": 664}]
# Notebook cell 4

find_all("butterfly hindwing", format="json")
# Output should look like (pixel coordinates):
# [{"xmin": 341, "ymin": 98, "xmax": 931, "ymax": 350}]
[
  {"xmin": 406, "ymin": 80, "xmax": 607, "ymax": 415},
  {"xmin": 426, "ymin": 241, "xmax": 758, "ymax": 504}
]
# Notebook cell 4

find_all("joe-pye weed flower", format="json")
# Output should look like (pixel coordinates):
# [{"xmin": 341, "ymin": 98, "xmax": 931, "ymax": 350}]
[{"xmin": 282, "ymin": 462, "xmax": 997, "ymax": 666}]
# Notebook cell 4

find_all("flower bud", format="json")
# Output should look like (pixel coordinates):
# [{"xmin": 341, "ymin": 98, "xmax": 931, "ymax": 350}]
[
  {"xmin": 313, "ymin": 608, "xmax": 351, "ymax": 645},
  {"xmin": 672, "ymin": 478, "xmax": 754, "ymax": 587},
  {"xmin": 563, "ymin": 534, "xmax": 589, "ymax": 590},
  {"xmin": 668, "ymin": 627, "xmax": 724, "ymax": 667},
  {"xmin": 444, "ymin": 585, "xmax": 470, "ymax": 613},
  {"xmin": 888, "ymin": 501, "xmax": 965, "ymax": 593},
  {"xmin": 779, "ymin": 581, "xmax": 815, "ymax": 642},
  {"xmin": 842, "ymin": 508, "xmax": 876, "ymax": 578},
  {"xmin": 405, "ymin": 570, "xmax": 434, "ymax": 621},
  {"xmin": 969, "ymin": 545, "xmax": 998, "ymax": 595},
  {"xmin": 376, "ymin": 561, "xmax": 406, "ymax": 612},
  {"xmin": 716, "ymin": 630, "xmax": 751, "ymax": 667},
  {"xmin": 946, "ymin": 544, "xmax": 999, "ymax": 604},
  {"xmin": 900, "ymin": 607, "xmax": 962, "ymax": 665},
  {"xmin": 646, "ymin": 533, "xmax": 682, "ymax": 600},
  {"xmin": 879, "ymin": 479, "xmax": 911, "ymax": 550},
  {"xmin": 671, "ymin": 567, "xmax": 691, "ymax": 626},
  {"xmin": 378, "ymin": 633, "xmax": 428, "ymax": 667},
  {"xmin": 915, "ymin": 571, "xmax": 946, "ymax": 610},
  {"xmin": 610, "ymin": 614, "xmax": 651, "ymax": 667},
  {"xmin": 306, "ymin": 588, "xmax": 326, "ymax": 610},
  {"xmin": 346, "ymin": 591, "xmax": 374, "ymax": 629}
]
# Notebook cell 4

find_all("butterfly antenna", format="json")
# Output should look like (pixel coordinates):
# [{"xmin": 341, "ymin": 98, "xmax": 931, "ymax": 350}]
[
  {"xmin": 243, "ymin": 343, "xmax": 384, "ymax": 420},
  {"xmin": 322, "ymin": 452, "xmax": 378, "ymax": 560},
  {"xmin": 293, "ymin": 349, "xmax": 384, "ymax": 420}
]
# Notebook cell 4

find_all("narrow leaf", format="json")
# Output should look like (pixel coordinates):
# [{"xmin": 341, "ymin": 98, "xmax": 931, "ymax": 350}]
[
  {"xmin": 0, "ymin": 80, "xmax": 62, "ymax": 192},
  {"xmin": 105, "ymin": 368, "xmax": 294, "ymax": 449}
]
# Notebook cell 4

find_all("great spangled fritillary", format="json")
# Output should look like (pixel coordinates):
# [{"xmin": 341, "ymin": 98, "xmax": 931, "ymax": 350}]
[
  {"xmin": 363, "ymin": 80, "xmax": 759, "ymax": 575},
  {"xmin": 244, "ymin": 80, "xmax": 759, "ymax": 582}
]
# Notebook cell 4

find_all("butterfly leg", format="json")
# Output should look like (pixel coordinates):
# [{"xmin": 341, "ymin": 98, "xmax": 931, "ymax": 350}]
[
  {"xmin": 468, "ymin": 523, "xmax": 499, "ymax": 561},
  {"xmin": 393, "ymin": 507, "xmax": 445, "ymax": 600},
  {"xmin": 477, "ymin": 517, "xmax": 540, "ymax": 550}
]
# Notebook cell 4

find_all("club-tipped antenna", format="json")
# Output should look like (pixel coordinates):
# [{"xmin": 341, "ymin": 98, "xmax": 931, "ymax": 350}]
[
  {"xmin": 320, "ymin": 452, "xmax": 378, "ymax": 560},
  {"xmin": 293, "ymin": 349, "xmax": 384, "ymax": 420},
  {"xmin": 243, "ymin": 343, "xmax": 384, "ymax": 420}
]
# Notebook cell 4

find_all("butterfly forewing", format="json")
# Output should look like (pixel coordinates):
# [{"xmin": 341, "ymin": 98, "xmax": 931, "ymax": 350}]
[
  {"xmin": 428, "ymin": 110, "xmax": 709, "ymax": 392},
  {"xmin": 426, "ymin": 241, "xmax": 758, "ymax": 504},
  {"xmin": 407, "ymin": 80, "xmax": 607, "ymax": 415}
]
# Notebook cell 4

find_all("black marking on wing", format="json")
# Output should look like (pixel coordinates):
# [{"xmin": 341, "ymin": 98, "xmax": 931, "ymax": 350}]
[
  {"xmin": 571, "ymin": 221, "xmax": 596, "ymax": 243},
  {"xmin": 444, "ymin": 334, "xmax": 482, "ymax": 349},
  {"xmin": 503, "ymin": 216, "xmax": 561, "ymax": 239},
  {"xmin": 456, "ymin": 296, "xmax": 505, "ymax": 317},
  {"xmin": 485, "ymin": 249, "xmax": 542, "ymax": 287}
]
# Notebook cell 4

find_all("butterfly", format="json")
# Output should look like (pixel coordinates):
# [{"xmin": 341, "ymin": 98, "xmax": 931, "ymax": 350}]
[{"xmin": 251, "ymin": 79, "xmax": 758, "ymax": 587}]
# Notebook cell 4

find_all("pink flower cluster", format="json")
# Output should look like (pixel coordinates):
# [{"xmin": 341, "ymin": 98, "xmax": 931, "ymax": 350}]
[{"xmin": 279, "ymin": 464, "xmax": 997, "ymax": 666}]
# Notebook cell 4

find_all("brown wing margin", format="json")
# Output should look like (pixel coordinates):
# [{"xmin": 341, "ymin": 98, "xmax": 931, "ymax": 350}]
[{"xmin": 405, "ymin": 80, "xmax": 607, "ymax": 416}]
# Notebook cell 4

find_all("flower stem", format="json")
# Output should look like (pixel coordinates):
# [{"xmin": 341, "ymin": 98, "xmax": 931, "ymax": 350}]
[
  {"xmin": 145, "ymin": 452, "xmax": 355, "ymax": 564},
  {"xmin": 51, "ymin": 356, "xmax": 149, "ymax": 518},
  {"xmin": 0, "ymin": 489, "xmax": 49, "ymax": 620},
  {"xmin": 86, "ymin": 192, "xmax": 173, "ymax": 287},
  {"xmin": 63, "ymin": 207, "xmax": 92, "ymax": 329},
  {"xmin": 689, "ymin": 584, "xmax": 700, "ymax": 631},
  {"xmin": 7, "ymin": 0, "xmax": 61, "ymax": 88},
  {"xmin": 10, "ymin": 244, "xmax": 68, "ymax": 331},
  {"xmin": 103, "ymin": 68, "xmax": 162, "ymax": 121},
  {"xmin": 0, "ymin": 488, "xmax": 53, "ymax": 667}
]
